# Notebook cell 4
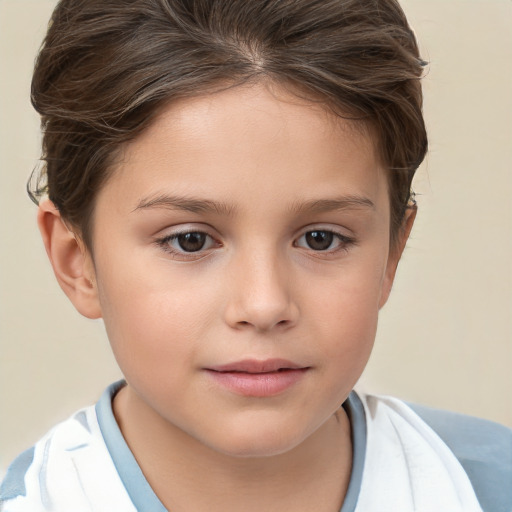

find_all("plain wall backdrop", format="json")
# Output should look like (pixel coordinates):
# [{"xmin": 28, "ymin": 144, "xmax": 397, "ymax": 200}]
[{"xmin": 1, "ymin": 0, "xmax": 511, "ymax": 472}]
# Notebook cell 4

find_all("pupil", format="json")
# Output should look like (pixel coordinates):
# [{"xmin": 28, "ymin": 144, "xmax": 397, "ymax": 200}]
[
  {"xmin": 306, "ymin": 231, "xmax": 333, "ymax": 251},
  {"xmin": 178, "ymin": 232, "xmax": 206, "ymax": 252}
]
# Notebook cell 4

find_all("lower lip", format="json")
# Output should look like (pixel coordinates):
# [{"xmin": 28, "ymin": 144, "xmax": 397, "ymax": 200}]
[{"xmin": 205, "ymin": 368, "xmax": 309, "ymax": 397}]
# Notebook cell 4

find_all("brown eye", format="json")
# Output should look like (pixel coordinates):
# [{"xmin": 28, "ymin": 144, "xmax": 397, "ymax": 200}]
[
  {"xmin": 176, "ymin": 232, "xmax": 207, "ymax": 252},
  {"xmin": 294, "ymin": 229, "xmax": 354, "ymax": 253},
  {"xmin": 304, "ymin": 231, "xmax": 334, "ymax": 251},
  {"xmin": 156, "ymin": 230, "xmax": 220, "ymax": 259}
]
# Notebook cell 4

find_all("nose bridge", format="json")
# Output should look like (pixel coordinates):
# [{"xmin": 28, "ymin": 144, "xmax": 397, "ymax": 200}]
[{"xmin": 225, "ymin": 241, "xmax": 297, "ymax": 331}]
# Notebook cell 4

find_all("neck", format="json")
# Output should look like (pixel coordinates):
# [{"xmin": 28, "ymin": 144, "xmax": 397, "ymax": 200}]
[{"xmin": 113, "ymin": 386, "xmax": 353, "ymax": 512}]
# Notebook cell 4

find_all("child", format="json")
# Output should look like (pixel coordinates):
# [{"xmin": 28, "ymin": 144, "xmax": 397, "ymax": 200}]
[{"xmin": 1, "ymin": 0, "xmax": 511, "ymax": 511}]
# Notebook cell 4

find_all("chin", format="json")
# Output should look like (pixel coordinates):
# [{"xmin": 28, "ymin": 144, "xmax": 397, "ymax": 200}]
[
  {"xmin": 202, "ymin": 421, "xmax": 313, "ymax": 459},
  {"xmin": 215, "ymin": 439, "xmax": 300, "ymax": 459}
]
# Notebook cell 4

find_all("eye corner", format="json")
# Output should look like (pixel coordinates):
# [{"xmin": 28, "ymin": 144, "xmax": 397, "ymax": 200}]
[
  {"xmin": 154, "ymin": 228, "xmax": 221, "ymax": 260},
  {"xmin": 294, "ymin": 228, "xmax": 356, "ymax": 254}
]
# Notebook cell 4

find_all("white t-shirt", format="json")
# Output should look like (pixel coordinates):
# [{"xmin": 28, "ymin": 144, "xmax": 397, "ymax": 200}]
[{"xmin": 1, "ymin": 381, "xmax": 511, "ymax": 512}]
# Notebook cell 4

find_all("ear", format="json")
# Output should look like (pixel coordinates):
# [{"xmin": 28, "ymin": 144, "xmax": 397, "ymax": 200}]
[
  {"xmin": 38, "ymin": 199, "xmax": 102, "ymax": 319},
  {"xmin": 379, "ymin": 206, "xmax": 417, "ymax": 309}
]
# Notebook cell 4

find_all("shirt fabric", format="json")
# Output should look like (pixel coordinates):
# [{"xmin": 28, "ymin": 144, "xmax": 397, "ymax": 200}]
[{"xmin": 1, "ymin": 381, "xmax": 511, "ymax": 511}]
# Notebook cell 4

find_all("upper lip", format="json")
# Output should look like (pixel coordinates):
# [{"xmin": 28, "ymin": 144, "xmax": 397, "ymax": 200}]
[{"xmin": 207, "ymin": 359, "xmax": 308, "ymax": 373}]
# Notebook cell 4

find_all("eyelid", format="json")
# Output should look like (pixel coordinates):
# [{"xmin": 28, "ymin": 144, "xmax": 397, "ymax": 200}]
[
  {"xmin": 293, "ymin": 225, "xmax": 356, "ymax": 253},
  {"xmin": 153, "ymin": 223, "xmax": 356, "ymax": 260},
  {"xmin": 153, "ymin": 221, "xmax": 221, "ymax": 241},
  {"xmin": 294, "ymin": 223, "xmax": 354, "ymax": 241},
  {"xmin": 154, "ymin": 225, "xmax": 222, "ymax": 259}
]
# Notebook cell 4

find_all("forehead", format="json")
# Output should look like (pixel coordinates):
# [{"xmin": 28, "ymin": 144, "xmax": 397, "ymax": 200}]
[
  {"xmin": 102, "ymin": 82, "xmax": 387, "ymax": 216},
  {"xmin": 132, "ymin": 82, "xmax": 375, "ymax": 159}
]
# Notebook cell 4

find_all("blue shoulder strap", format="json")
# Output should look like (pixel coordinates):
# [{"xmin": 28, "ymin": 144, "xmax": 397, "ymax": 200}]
[
  {"xmin": 0, "ymin": 447, "xmax": 35, "ymax": 502},
  {"xmin": 409, "ymin": 403, "xmax": 512, "ymax": 512}
]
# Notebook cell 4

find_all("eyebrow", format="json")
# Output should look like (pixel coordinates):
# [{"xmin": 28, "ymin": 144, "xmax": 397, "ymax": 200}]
[
  {"xmin": 133, "ymin": 193, "xmax": 375, "ymax": 216},
  {"xmin": 289, "ymin": 196, "xmax": 375, "ymax": 214},
  {"xmin": 133, "ymin": 194, "xmax": 235, "ymax": 216}
]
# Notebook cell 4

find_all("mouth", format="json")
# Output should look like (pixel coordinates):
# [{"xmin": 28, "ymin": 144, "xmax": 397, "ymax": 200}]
[
  {"xmin": 208, "ymin": 358, "xmax": 307, "ymax": 374},
  {"xmin": 204, "ymin": 359, "xmax": 310, "ymax": 397}
]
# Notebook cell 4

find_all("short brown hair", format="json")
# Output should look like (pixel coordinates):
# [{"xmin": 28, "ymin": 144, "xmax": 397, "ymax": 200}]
[{"xmin": 29, "ymin": 0, "xmax": 427, "ymax": 249}]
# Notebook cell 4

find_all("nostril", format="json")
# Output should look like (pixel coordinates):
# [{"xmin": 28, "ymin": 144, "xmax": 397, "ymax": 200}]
[{"xmin": 235, "ymin": 319, "xmax": 290, "ymax": 330}]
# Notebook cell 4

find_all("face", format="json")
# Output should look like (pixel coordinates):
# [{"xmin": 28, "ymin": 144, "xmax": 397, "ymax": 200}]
[{"xmin": 87, "ymin": 83, "xmax": 402, "ymax": 457}]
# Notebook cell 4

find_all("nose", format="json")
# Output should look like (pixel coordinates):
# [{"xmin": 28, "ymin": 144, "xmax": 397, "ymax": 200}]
[{"xmin": 223, "ymin": 249, "xmax": 299, "ymax": 332}]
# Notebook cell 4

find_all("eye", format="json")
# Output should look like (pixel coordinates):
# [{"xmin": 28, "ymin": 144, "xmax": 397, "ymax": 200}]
[
  {"xmin": 156, "ymin": 230, "xmax": 218, "ymax": 255},
  {"xmin": 295, "ymin": 230, "xmax": 353, "ymax": 252},
  {"xmin": 174, "ymin": 232, "xmax": 208, "ymax": 252}
]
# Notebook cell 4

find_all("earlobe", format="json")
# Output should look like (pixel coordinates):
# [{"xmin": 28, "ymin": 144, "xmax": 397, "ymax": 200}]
[
  {"xmin": 37, "ymin": 199, "xmax": 102, "ymax": 319},
  {"xmin": 379, "ymin": 206, "xmax": 417, "ymax": 309}
]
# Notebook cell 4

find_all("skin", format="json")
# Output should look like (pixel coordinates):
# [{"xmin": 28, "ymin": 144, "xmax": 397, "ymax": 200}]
[{"xmin": 39, "ymin": 82, "xmax": 414, "ymax": 512}]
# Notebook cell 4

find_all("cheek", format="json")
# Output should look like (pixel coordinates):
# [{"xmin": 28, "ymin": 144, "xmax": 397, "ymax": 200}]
[
  {"xmin": 304, "ymin": 255, "xmax": 386, "ymax": 365},
  {"xmin": 95, "ymin": 255, "xmax": 219, "ymax": 378}
]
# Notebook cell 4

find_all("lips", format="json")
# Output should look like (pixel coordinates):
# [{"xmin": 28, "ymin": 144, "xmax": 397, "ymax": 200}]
[
  {"xmin": 208, "ymin": 358, "xmax": 306, "ymax": 374},
  {"xmin": 205, "ymin": 359, "xmax": 310, "ymax": 397}
]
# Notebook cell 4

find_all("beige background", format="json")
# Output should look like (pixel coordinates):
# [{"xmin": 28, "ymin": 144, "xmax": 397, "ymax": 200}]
[{"xmin": 1, "ymin": 0, "xmax": 511, "ymax": 472}]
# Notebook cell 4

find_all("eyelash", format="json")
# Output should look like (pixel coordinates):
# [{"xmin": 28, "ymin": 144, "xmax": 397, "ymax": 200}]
[
  {"xmin": 154, "ymin": 228, "xmax": 356, "ymax": 259},
  {"xmin": 155, "ymin": 230, "xmax": 220, "ymax": 260},
  {"xmin": 293, "ymin": 230, "xmax": 355, "ymax": 254}
]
